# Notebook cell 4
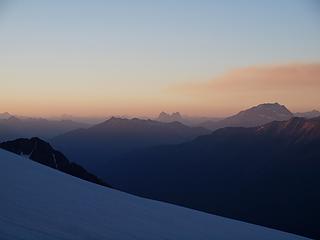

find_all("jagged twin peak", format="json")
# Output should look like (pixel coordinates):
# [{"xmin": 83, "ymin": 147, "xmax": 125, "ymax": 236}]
[{"xmin": 157, "ymin": 111, "xmax": 183, "ymax": 122}]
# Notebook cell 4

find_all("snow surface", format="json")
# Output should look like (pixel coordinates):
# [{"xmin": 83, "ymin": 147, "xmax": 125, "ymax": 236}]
[{"xmin": 0, "ymin": 149, "xmax": 309, "ymax": 240}]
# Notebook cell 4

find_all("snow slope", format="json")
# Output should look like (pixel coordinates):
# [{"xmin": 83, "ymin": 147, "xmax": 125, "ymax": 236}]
[{"xmin": 0, "ymin": 149, "xmax": 309, "ymax": 240}]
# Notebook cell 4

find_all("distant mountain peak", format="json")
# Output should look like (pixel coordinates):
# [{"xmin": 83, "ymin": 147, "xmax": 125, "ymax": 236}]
[
  {"xmin": 159, "ymin": 112, "xmax": 169, "ymax": 118},
  {"xmin": 245, "ymin": 102, "xmax": 292, "ymax": 114},
  {"xmin": 172, "ymin": 112, "xmax": 182, "ymax": 118},
  {"xmin": 0, "ymin": 112, "xmax": 13, "ymax": 120},
  {"xmin": 0, "ymin": 111, "xmax": 11, "ymax": 115},
  {"xmin": 235, "ymin": 103, "xmax": 293, "ymax": 119},
  {"xmin": 201, "ymin": 103, "xmax": 294, "ymax": 130},
  {"xmin": 157, "ymin": 111, "xmax": 183, "ymax": 122}
]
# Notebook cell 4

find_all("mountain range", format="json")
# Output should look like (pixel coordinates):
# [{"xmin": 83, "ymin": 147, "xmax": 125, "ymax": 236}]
[
  {"xmin": 51, "ymin": 117, "xmax": 209, "ymax": 176},
  {"xmin": 1, "ymin": 103, "xmax": 318, "ymax": 140},
  {"xmin": 0, "ymin": 116, "xmax": 89, "ymax": 141},
  {"xmin": 156, "ymin": 104, "xmax": 319, "ymax": 129},
  {"xmin": 1, "ymin": 103, "xmax": 319, "ymax": 238},
  {"xmin": 105, "ymin": 117, "xmax": 320, "ymax": 239}
]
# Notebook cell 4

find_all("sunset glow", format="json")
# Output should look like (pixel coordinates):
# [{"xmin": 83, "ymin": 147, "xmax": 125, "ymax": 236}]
[{"xmin": 1, "ymin": 1, "xmax": 319, "ymax": 117}]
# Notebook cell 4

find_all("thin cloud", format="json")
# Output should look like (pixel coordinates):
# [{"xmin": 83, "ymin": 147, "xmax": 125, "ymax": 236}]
[
  {"xmin": 172, "ymin": 63, "xmax": 320, "ymax": 93},
  {"xmin": 169, "ymin": 63, "xmax": 320, "ymax": 113}
]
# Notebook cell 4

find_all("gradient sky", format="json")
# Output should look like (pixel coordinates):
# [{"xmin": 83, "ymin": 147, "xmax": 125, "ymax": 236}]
[{"xmin": 1, "ymin": 0, "xmax": 319, "ymax": 117}]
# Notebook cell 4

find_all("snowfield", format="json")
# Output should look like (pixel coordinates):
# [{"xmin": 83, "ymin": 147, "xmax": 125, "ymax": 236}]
[{"xmin": 0, "ymin": 149, "xmax": 309, "ymax": 240}]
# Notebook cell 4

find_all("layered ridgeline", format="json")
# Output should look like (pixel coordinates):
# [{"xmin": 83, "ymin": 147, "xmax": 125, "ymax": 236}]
[
  {"xmin": 51, "ymin": 117, "xmax": 209, "ymax": 176},
  {"xmin": 0, "ymin": 116, "xmax": 89, "ymax": 141},
  {"xmin": 0, "ymin": 137, "xmax": 107, "ymax": 186},
  {"xmin": 294, "ymin": 110, "xmax": 320, "ymax": 119},
  {"xmin": 155, "ymin": 104, "xmax": 319, "ymax": 127},
  {"xmin": 200, "ymin": 103, "xmax": 294, "ymax": 130},
  {"xmin": 106, "ymin": 117, "xmax": 320, "ymax": 239},
  {"xmin": 0, "ymin": 149, "xmax": 309, "ymax": 240}
]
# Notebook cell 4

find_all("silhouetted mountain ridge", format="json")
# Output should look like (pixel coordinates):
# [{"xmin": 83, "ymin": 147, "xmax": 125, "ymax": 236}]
[
  {"xmin": 51, "ymin": 117, "xmax": 210, "ymax": 176},
  {"xmin": 0, "ymin": 137, "xmax": 107, "ymax": 186},
  {"xmin": 256, "ymin": 117, "xmax": 320, "ymax": 141},
  {"xmin": 91, "ymin": 117, "xmax": 191, "ymax": 131},
  {"xmin": 0, "ymin": 116, "xmax": 89, "ymax": 141},
  {"xmin": 107, "ymin": 117, "xmax": 320, "ymax": 239}
]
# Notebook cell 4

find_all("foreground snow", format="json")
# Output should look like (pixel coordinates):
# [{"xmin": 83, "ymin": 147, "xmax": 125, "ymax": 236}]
[{"xmin": 0, "ymin": 149, "xmax": 309, "ymax": 240}]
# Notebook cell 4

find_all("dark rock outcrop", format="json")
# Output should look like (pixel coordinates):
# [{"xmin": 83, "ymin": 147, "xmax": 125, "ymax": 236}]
[{"xmin": 0, "ymin": 137, "xmax": 108, "ymax": 187}]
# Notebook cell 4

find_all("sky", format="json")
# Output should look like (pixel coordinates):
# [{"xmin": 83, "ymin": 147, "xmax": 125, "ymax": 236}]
[{"xmin": 0, "ymin": 0, "xmax": 319, "ymax": 117}]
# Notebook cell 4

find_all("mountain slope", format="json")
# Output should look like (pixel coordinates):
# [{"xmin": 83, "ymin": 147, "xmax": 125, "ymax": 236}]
[
  {"xmin": 0, "ymin": 116, "xmax": 89, "ymax": 141},
  {"xmin": 51, "ymin": 117, "xmax": 209, "ymax": 176},
  {"xmin": 0, "ymin": 137, "xmax": 106, "ymax": 186},
  {"xmin": 107, "ymin": 117, "xmax": 320, "ymax": 239},
  {"xmin": 0, "ymin": 112, "xmax": 12, "ymax": 120},
  {"xmin": 0, "ymin": 149, "xmax": 308, "ymax": 240},
  {"xmin": 201, "ymin": 103, "xmax": 293, "ymax": 130}
]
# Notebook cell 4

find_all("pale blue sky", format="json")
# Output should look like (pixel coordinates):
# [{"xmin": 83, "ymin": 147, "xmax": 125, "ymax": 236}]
[{"xmin": 0, "ymin": 0, "xmax": 319, "ymax": 116}]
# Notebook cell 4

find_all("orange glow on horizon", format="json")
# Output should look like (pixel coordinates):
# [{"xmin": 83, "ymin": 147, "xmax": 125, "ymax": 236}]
[{"xmin": 1, "ymin": 63, "xmax": 320, "ymax": 118}]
